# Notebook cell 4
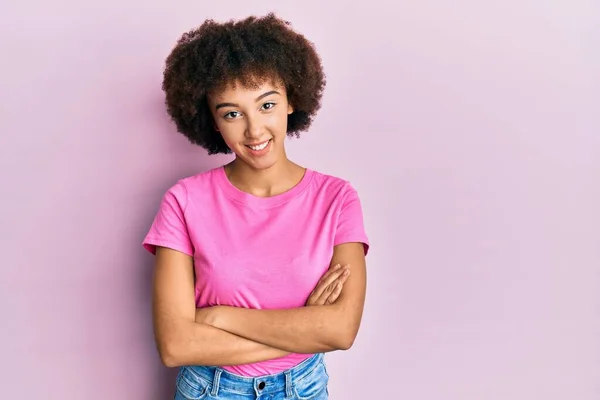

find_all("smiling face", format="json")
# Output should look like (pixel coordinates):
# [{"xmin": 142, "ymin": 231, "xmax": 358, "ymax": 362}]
[{"xmin": 207, "ymin": 78, "xmax": 294, "ymax": 171}]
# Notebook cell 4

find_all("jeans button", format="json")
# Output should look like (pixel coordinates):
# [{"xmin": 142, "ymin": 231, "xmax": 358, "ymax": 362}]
[{"xmin": 258, "ymin": 381, "xmax": 265, "ymax": 390}]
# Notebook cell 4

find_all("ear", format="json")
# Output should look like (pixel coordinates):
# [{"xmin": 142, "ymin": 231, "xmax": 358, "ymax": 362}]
[{"xmin": 287, "ymin": 103, "xmax": 294, "ymax": 114}]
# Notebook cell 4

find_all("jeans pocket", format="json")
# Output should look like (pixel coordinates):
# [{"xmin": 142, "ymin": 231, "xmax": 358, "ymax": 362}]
[
  {"xmin": 293, "ymin": 363, "xmax": 329, "ymax": 400},
  {"xmin": 175, "ymin": 367, "xmax": 211, "ymax": 400}
]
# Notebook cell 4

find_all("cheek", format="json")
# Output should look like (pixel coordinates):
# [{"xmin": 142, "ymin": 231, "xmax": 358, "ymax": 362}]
[
  {"xmin": 267, "ymin": 113, "xmax": 289, "ymax": 135},
  {"xmin": 219, "ymin": 125, "xmax": 243, "ymax": 145}
]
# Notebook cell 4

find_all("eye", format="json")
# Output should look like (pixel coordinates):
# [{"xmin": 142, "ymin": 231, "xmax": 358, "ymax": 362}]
[
  {"xmin": 223, "ymin": 111, "xmax": 241, "ymax": 119},
  {"xmin": 261, "ymin": 102, "xmax": 276, "ymax": 111}
]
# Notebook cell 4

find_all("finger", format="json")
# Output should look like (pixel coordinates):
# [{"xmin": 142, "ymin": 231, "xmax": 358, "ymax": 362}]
[
  {"xmin": 307, "ymin": 294, "xmax": 325, "ymax": 306},
  {"xmin": 326, "ymin": 282, "xmax": 344, "ymax": 304},
  {"xmin": 326, "ymin": 265, "xmax": 350, "ymax": 288},
  {"xmin": 317, "ymin": 270, "xmax": 348, "ymax": 304},
  {"xmin": 313, "ymin": 265, "xmax": 345, "ymax": 296},
  {"xmin": 312, "ymin": 281, "xmax": 337, "ymax": 304},
  {"xmin": 309, "ymin": 285, "xmax": 333, "ymax": 306},
  {"xmin": 330, "ymin": 281, "xmax": 344, "ymax": 303},
  {"xmin": 306, "ymin": 281, "xmax": 332, "ymax": 306},
  {"xmin": 321, "ymin": 268, "xmax": 350, "ymax": 304},
  {"xmin": 318, "ymin": 264, "xmax": 343, "ymax": 283},
  {"xmin": 311, "ymin": 266, "xmax": 347, "ymax": 299},
  {"xmin": 316, "ymin": 284, "xmax": 335, "ymax": 304},
  {"xmin": 309, "ymin": 264, "xmax": 348, "ymax": 304},
  {"xmin": 336, "ymin": 268, "xmax": 351, "ymax": 285}
]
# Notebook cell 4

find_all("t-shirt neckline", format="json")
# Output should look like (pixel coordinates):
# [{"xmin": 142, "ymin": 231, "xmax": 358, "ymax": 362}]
[{"xmin": 215, "ymin": 165, "xmax": 315, "ymax": 207}]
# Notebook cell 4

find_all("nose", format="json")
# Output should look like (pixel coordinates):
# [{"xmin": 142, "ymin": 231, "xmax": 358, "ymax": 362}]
[{"xmin": 244, "ymin": 114, "xmax": 262, "ymax": 139}]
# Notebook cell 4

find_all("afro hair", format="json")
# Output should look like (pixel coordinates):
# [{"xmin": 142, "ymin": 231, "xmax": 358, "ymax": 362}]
[{"xmin": 161, "ymin": 13, "xmax": 327, "ymax": 154}]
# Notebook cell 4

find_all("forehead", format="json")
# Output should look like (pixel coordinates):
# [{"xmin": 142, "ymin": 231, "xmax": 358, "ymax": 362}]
[{"xmin": 209, "ymin": 76, "xmax": 286, "ymax": 102}]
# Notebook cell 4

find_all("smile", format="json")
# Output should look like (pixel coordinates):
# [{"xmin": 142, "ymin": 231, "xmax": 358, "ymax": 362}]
[{"xmin": 246, "ymin": 140, "xmax": 271, "ymax": 151}]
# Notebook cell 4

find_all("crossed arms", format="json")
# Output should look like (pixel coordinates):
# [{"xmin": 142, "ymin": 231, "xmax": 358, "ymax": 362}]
[{"xmin": 151, "ymin": 242, "xmax": 367, "ymax": 368}]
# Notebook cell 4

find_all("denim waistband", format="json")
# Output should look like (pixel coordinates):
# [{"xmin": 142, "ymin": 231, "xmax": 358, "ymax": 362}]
[{"xmin": 183, "ymin": 353, "xmax": 324, "ymax": 397}]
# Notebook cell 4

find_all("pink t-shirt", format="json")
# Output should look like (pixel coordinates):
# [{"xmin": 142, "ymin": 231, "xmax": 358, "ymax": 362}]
[{"xmin": 142, "ymin": 166, "xmax": 369, "ymax": 376}]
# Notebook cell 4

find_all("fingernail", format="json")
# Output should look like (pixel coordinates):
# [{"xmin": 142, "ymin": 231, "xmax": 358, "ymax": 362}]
[
  {"xmin": 334, "ymin": 264, "xmax": 342, "ymax": 269},
  {"xmin": 343, "ymin": 270, "xmax": 350, "ymax": 276}
]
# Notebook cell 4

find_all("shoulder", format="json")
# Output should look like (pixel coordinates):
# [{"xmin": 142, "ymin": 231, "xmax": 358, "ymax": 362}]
[
  {"xmin": 163, "ymin": 166, "xmax": 223, "ymax": 205},
  {"xmin": 178, "ymin": 166, "xmax": 221, "ymax": 190},
  {"xmin": 309, "ymin": 169, "xmax": 359, "ymax": 198}
]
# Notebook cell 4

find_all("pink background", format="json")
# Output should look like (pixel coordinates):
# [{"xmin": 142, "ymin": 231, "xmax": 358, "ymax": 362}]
[{"xmin": 1, "ymin": 1, "xmax": 598, "ymax": 399}]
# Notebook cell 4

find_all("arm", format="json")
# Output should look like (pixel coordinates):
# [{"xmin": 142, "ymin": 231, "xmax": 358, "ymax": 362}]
[
  {"xmin": 201, "ymin": 242, "xmax": 367, "ymax": 353},
  {"xmin": 152, "ymin": 246, "xmax": 291, "ymax": 367}
]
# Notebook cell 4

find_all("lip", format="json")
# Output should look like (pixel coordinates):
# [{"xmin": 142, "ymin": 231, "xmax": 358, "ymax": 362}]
[
  {"xmin": 244, "ymin": 139, "xmax": 271, "ymax": 147},
  {"xmin": 244, "ymin": 138, "xmax": 272, "ymax": 156}
]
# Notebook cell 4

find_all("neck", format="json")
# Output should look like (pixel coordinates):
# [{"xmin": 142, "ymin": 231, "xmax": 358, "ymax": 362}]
[{"xmin": 224, "ymin": 157, "xmax": 305, "ymax": 198}]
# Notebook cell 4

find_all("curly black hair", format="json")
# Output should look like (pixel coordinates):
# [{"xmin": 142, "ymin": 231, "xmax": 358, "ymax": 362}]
[{"xmin": 162, "ymin": 13, "xmax": 327, "ymax": 155}]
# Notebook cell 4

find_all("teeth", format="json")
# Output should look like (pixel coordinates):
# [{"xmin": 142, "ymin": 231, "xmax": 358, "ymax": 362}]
[{"xmin": 249, "ymin": 141, "xmax": 269, "ymax": 151}]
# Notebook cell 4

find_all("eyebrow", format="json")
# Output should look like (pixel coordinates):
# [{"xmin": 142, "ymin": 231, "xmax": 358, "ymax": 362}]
[{"xmin": 214, "ymin": 90, "xmax": 281, "ymax": 110}]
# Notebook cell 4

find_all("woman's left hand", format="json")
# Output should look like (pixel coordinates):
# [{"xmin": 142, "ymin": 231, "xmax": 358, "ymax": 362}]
[{"xmin": 306, "ymin": 264, "xmax": 350, "ymax": 306}]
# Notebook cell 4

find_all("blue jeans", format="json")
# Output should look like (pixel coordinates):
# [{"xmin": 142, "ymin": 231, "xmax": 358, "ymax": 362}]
[{"xmin": 174, "ymin": 353, "xmax": 329, "ymax": 400}]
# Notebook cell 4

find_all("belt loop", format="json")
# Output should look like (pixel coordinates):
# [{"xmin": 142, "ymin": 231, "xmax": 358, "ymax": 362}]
[
  {"xmin": 211, "ymin": 369, "xmax": 222, "ymax": 397},
  {"xmin": 284, "ymin": 370, "xmax": 293, "ymax": 399}
]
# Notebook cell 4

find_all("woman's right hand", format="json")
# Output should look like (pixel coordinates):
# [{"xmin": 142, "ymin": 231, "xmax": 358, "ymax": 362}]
[{"xmin": 306, "ymin": 264, "xmax": 350, "ymax": 306}]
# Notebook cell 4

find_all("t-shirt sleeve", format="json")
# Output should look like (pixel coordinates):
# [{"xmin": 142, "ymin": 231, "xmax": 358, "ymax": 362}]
[
  {"xmin": 334, "ymin": 183, "xmax": 370, "ymax": 255},
  {"xmin": 142, "ymin": 181, "xmax": 194, "ymax": 257}
]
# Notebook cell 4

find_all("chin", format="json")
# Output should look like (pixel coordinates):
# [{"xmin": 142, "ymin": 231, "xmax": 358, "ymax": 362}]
[
  {"xmin": 236, "ymin": 141, "xmax": 282, "ymax": 170},
  {"xmin": 245, "ymin": 155, "xmax": 278, "ymax": 171}
]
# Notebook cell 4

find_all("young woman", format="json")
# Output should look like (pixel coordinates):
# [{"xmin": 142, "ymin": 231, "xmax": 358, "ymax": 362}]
[{"xmin": 142, "ymin": 13, "xmax": 370, "ymax": 400}]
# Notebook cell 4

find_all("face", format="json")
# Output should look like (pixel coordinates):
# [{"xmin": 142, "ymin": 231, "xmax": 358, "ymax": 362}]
[{"xmin": 208, "ymin": 79, "xmax": 294, "ymax": 170}]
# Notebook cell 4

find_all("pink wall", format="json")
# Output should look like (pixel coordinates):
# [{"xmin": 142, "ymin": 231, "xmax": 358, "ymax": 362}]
[{"xmin": 1, "ymin": 1, "xmax": 598, "ymax": 399}]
